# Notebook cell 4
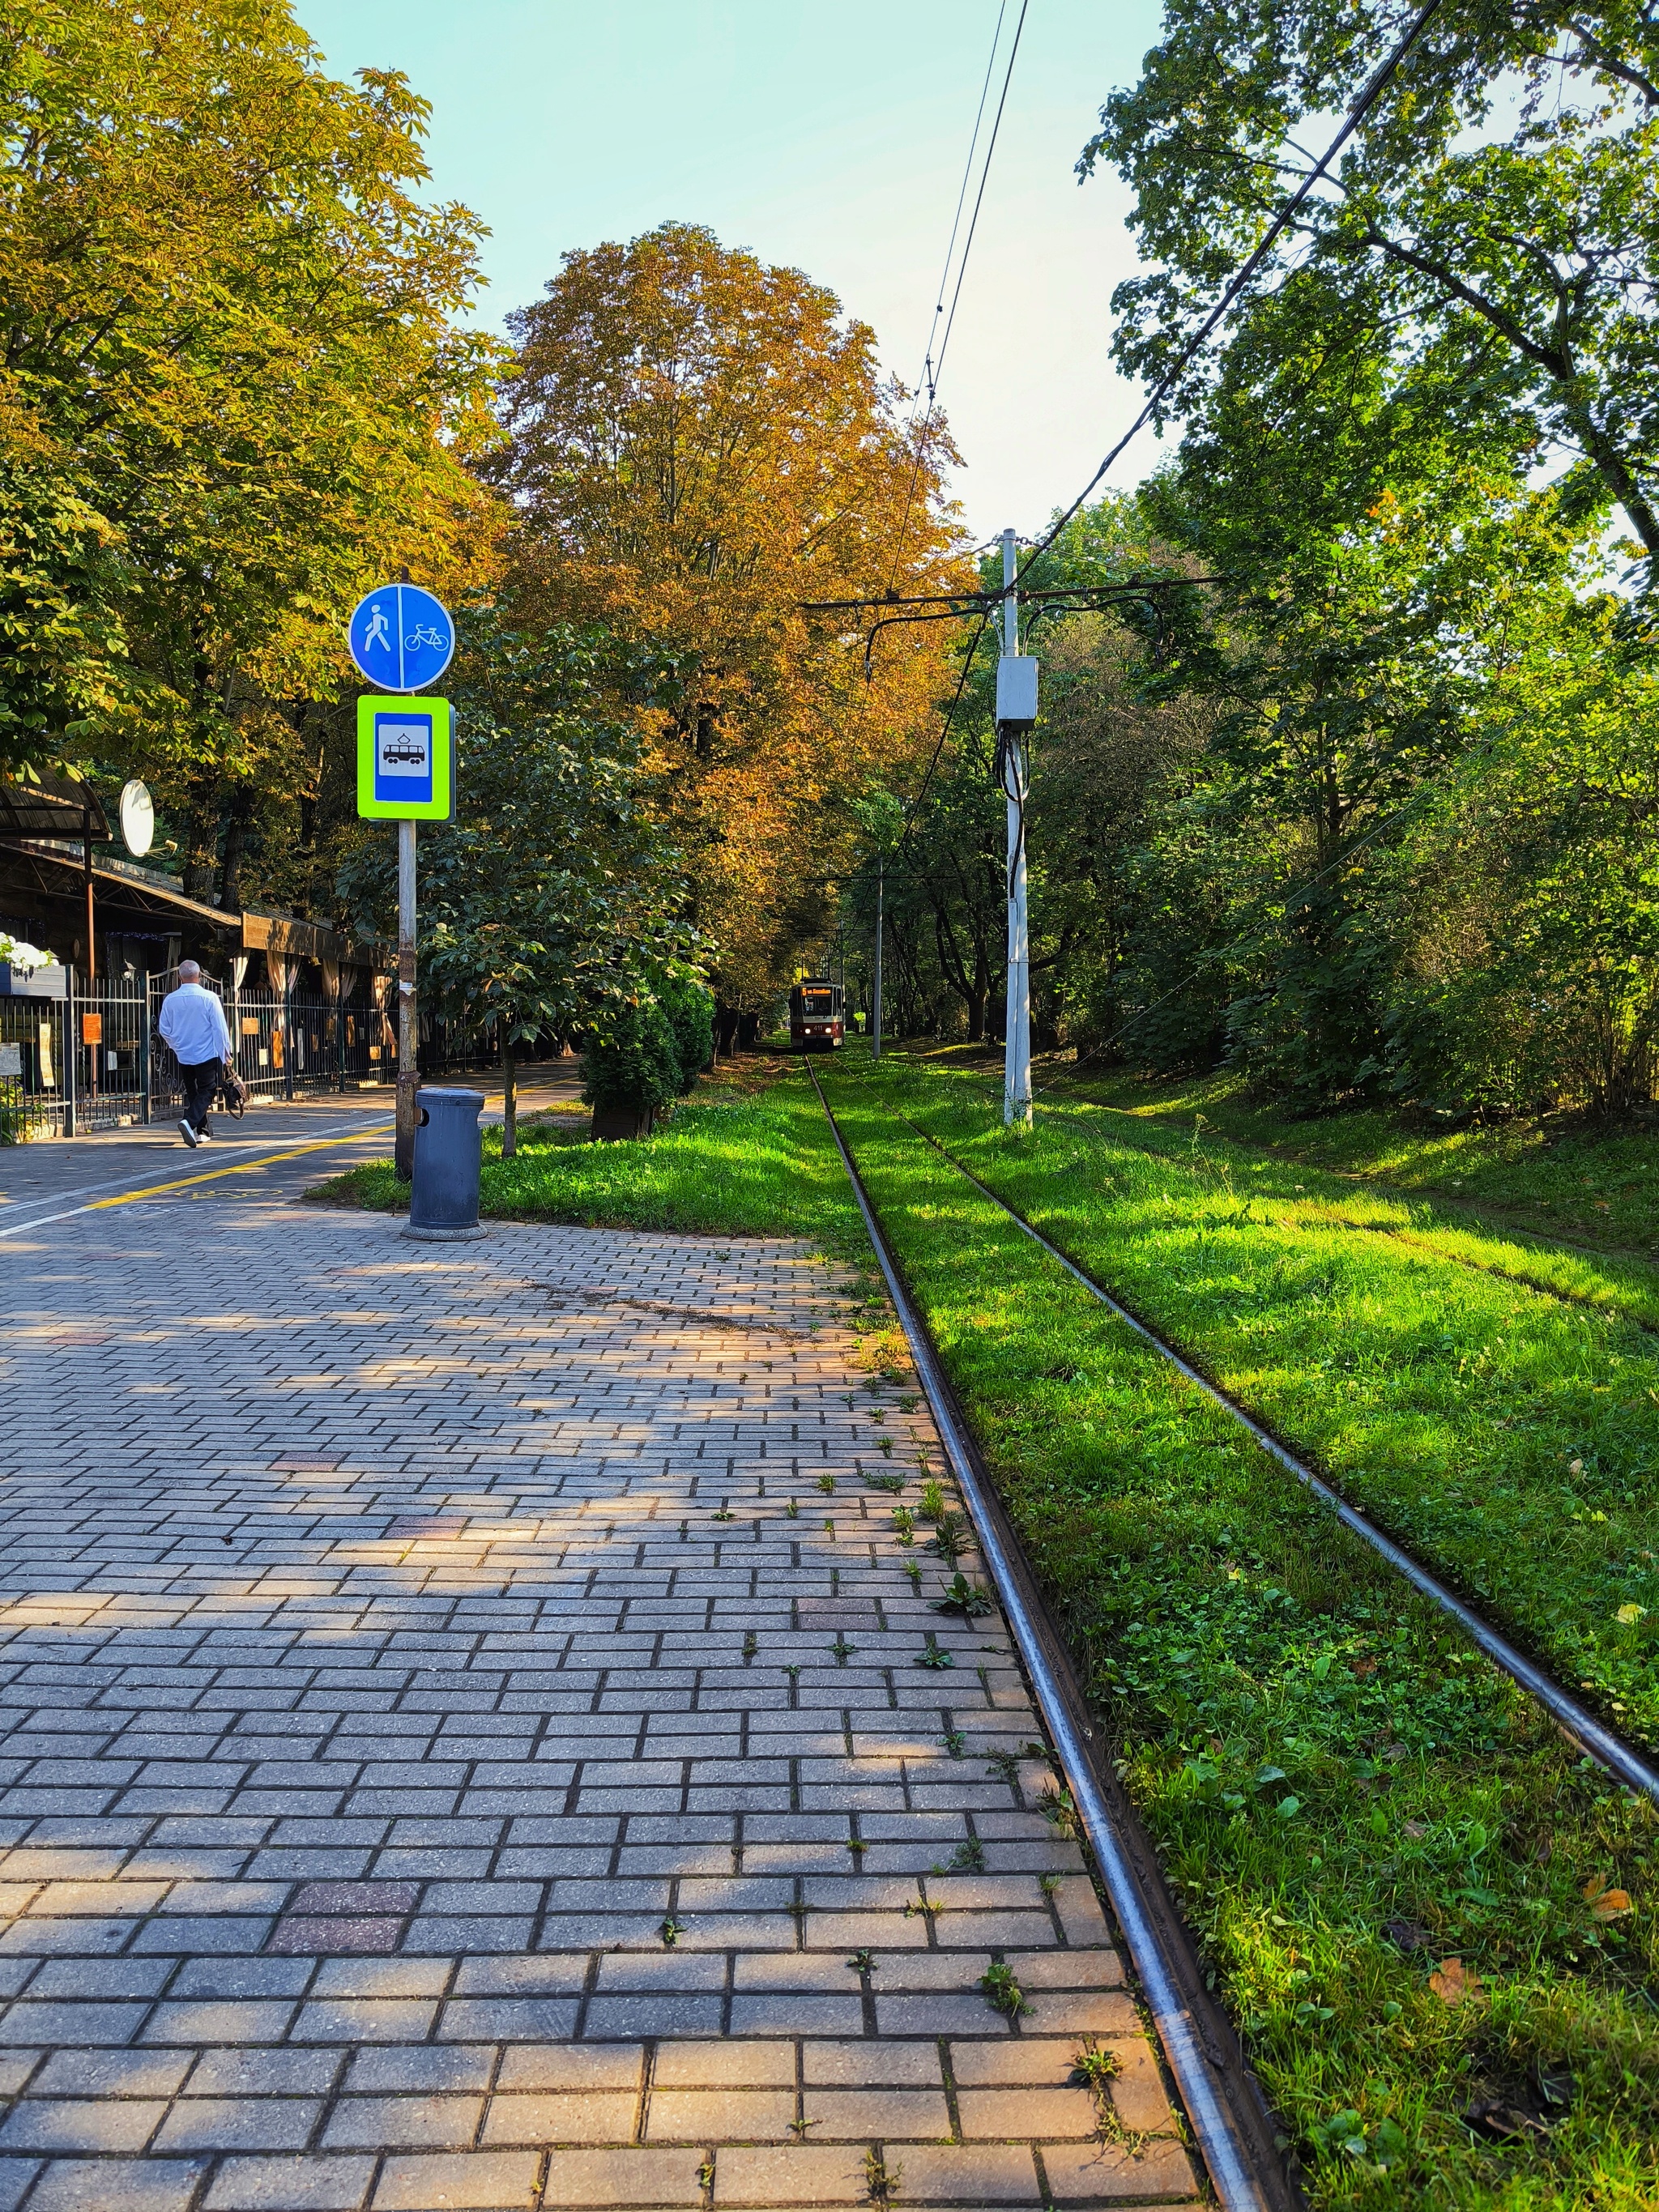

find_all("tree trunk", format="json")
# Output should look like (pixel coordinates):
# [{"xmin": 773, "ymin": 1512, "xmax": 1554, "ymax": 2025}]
[
  {"xmin": 501, "ymin": 1036, "xmax": 517, "ymax": 1159},
  {"xmin": 218, "ymin": 787, "xmax": 253, "ymax": 915}
]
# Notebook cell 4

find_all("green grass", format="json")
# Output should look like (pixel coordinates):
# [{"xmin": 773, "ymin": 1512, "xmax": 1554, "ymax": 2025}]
[
  {"xmin": 1049, "ymin": 1061, "xmax": 1659, "ymax": 1259},
  {"xmin": 859, "ymin": 1055, "xmax": 1659, "ymax": 1758},
  {"xmin": 307, "ymin": 1061, "xmax": 870, "ymax": 1261},
  {"xmin": 821, "ymin": 1056, "xmax": 1659, "ymax": 2210}
]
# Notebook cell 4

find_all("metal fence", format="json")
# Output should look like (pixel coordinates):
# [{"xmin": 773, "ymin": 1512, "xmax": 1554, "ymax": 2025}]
[{"xmin": 1, "ymin": 969, "xmax": 493, "ymax": 1140}]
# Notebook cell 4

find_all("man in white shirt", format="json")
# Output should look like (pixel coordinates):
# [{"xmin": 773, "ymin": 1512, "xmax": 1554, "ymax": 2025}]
[{"xmin": 158, "ymin": 961, "xmax": 233, "ymax": 1147}]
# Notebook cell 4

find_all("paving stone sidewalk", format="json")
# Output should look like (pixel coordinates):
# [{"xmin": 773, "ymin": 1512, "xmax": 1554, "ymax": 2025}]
[{"xmin": 0, "ymin": 1179, "xmax": 1197, "ymax": 2211}]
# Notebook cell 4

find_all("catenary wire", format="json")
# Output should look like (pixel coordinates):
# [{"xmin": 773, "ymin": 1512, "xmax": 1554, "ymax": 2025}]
[{"xmin": 885, "ymin": 1, "xmax": 1030, "ymax": 591}]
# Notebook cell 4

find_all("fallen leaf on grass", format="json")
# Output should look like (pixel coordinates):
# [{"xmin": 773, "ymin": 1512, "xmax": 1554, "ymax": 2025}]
[
  {"xmin": 1582, "ymin": 1877, "xmax": 1632, "ymax": 1920},
  {"xmin": 1429, "ymin": 1957, "xmax": 1482, "ymax": 2005},
  {"xmin": 1614, "ymin": 1603, "xmax": 1648, "ymax": 1626}
]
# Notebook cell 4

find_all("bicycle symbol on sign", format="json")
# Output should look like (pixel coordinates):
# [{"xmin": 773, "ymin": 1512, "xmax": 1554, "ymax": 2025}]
[{"xmin": 405, "ymin": 624, "xmax": 450, "ymax": 653}]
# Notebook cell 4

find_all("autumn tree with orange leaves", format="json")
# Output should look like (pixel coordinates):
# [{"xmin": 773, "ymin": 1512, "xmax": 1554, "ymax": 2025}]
[{"xmin": 492, "ymin": 221, "xmax": 968, "ymax": 1012}]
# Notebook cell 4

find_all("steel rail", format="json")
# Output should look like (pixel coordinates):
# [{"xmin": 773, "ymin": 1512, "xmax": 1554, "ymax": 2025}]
[
  {"xmin": 808, "ymin": 1064, "xmax": 1294, "ymax": 2212},
  {"xmin": 899, "ymin": 1114, "xmax": 1659, "ymax": 1810}
]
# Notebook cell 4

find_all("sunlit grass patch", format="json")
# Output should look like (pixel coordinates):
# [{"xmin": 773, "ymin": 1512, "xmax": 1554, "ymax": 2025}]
[
  {"xmin": 1052, "ymin": 1059, "xmax": 1659, "ymax": 1263},
  {"xmin": 862, "ymin": 1056, "xmax": 1659, "ymax": 1755},
  {"xmin": 307, "ymin": 1059, "xmax": 869, "ymax": 1257}
]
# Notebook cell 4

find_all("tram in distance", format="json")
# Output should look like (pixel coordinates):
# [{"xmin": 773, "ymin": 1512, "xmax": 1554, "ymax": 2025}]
[{"xmin": 789, "ymin": 978, "xmax": 845, "ymax": 1051}]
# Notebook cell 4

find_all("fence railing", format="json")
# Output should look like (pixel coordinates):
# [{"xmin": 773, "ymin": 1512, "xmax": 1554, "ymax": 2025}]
[{"xmin": 1, "ymin": 970, "xmax": 498, "ymax": 1140}]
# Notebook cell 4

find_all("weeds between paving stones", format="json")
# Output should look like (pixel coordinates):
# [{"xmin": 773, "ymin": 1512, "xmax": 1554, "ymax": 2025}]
[
  {"xmin": 929, "ymin": 1512, "xmax": 966, "ymax": 1565},
  {"xmin": 915, "ymin": 1635, "xmax": 954, "ymax": 1669},
  {"xmin": 864, "ymin": 2147, "xmax": 900, "ymax": 2210},
  {"xmin": 935, "ymin": 1836, "xmax": 987, "ymax": 1874},
  {"xmin": 934, "ymin": 1571, "xmax": 993, "ymax": 1617},
  {"xmin": 943, "ymin": 1728, "xmax": 966, "ymax": 1758},
  {"xmin": 830, "ymin": 1635, "xmax": 857, "ymax": 1665},
  {"xmin": 864, "ymin": 1471, "xmax": 905, "ymax": 1492},
  {"xmin": 660, "ymin": 1916, "xmax": 685, "ymax": 1947},
  {"xmin": 919, "ymin": 1478, "xmax": 948, "ymax": 1522},
  {"xmin": 1038, "ymin": 1785, "xmax": 1079, "ymax": 1840},
  {"xmin": 818, "ymin": 1473, "xmax": 836, "ymax": 1493},
  {"xmin": 891, "ymin": 1506, "xmax": 915, "ymax": 1544},
  {"xmin": 786, "ymin": 1497, "xmax": 799, "ymax": 1518},
  {"xmin": 1071, "ymin": 2039, "xmax": 1120, "ymax": 2109},
  {"xmin": 847, "ymin": 1949, "xmax": 877, "ymax": 1975},
  {"xmin": 742, "ymin": 1630, "xmax": 758, "ymax": 1660},
  {"xmin": 819, "ymin": 1056, "xmax": 1659, "ymax": 2207},
  {"xmin": 903, "ymin": 1560, "xmax": 923, "ymax": 1591},
  {"xmin": 981, "ymin": 1959, "xmax": 1032, "ymax": 2018}
]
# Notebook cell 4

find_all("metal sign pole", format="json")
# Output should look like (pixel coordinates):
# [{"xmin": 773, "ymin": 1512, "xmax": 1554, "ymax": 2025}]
[
  {"xmin": 395, "ymin": 818, "xmax": 417, "ymax": 1179},
  {"xmin": 346, "ymin": 577, "xmax": 454, "ymax": 1180},
  {"xmin": 872, "ymin": 857, "xmax": 884, "ymax": 1061},
  {"xmin": 1000, "ymin": 527, "xmax": 1032, "ymax": 1127}
]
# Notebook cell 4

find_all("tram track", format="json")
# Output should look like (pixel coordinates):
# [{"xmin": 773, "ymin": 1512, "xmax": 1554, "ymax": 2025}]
[
  {"xmin": 834, "ymin": 1075, "xmax": 1659, "ymax": 1814},
  {"xmin": 807, "ymin": 1062, "xmax": 1301, "ymax": 2212}
]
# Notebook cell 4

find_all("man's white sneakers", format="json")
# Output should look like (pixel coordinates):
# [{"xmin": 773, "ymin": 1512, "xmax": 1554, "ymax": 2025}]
[{"xmin": 178, "ymin": 1119, "xmax": 198, "ymax": 1149}]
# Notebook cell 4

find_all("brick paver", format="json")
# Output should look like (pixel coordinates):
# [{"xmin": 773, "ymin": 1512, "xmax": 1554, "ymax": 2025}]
[{"xmin": 0, "ymin": 1170, "xmax": 1196, "ymax": 2209}]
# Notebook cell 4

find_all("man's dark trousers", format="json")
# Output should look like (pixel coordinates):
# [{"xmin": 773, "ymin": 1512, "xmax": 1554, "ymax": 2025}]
[{"xmin": 180, "ymin": 1059, "xmax": 221, "ymax": 1136}]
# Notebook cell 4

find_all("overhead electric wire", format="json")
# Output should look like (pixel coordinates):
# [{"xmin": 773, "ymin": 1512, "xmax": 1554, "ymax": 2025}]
[
  {"xmin": 1013, "ymin": 0, "xmax": 1446, "ymax": 590},
  {"xmin": 909, "ymin": 2, "xmax": 1007, "ymax": 420},
  {"xmin": 885, "ymin": 0, "xmax": 1029, "ymax": 591}
]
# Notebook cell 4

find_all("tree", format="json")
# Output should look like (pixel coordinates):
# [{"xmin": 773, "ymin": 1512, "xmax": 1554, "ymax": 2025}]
[
  {"xmin": 0, "ymin": 0, "xmax": 501, "ymax": 882},
  {"xmin": 0, "ymin": 424, "xmax": 124, "ymax": 781},
  {"xmin": 338, "ymin": 607, "xmax": 698, "ymax": 1154},
  {"xmin": 490, "ymin": 221, "xmax": 968, "ymax": 1013},
  {"xmin": 1082, "ymin": 0, "xmax": 1659, "ymax": 572}
]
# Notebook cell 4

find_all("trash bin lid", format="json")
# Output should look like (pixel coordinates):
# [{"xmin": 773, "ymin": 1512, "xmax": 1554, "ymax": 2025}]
[{"xmin": 416, "ymin": 1085, "xmax": 485, "ymax": 1110}]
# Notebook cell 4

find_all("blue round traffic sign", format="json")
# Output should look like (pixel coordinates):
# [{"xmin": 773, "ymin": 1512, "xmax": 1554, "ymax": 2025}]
[{"xmin": 348, "ymin": 582, "xmax": 455, "ymax": 693}]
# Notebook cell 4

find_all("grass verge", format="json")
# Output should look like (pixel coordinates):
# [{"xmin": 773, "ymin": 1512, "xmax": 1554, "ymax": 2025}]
[
  {"xmin": 856, "ymin": 1055, "xmax": 1659, "ymax": 1756},
  {"xmin": 306, "ymin": 1055, "xmax": 883, "ymax": 1286},
  {"xmin": 1047, "ymin": 1060, "xmax": 1659, "ymax": 1259},
  {"xmin": 821, "ymin": 1057, "xmax": 1659, "ymax": 2210}
]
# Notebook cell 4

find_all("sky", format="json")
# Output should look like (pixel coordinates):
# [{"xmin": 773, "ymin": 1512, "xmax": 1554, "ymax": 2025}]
[{"xmin": 300, "ymin": 0, "xmax": 1169, "ymax": 544}]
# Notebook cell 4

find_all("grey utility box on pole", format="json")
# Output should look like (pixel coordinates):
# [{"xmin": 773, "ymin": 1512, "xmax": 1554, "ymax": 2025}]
[
  {"xmin": 403, "ymin": 1085, "xmax": 487, "ymax": 1241},
  {"xmin": 995, "ymin": 655, "xmax": 1038, "ymax": 728}
]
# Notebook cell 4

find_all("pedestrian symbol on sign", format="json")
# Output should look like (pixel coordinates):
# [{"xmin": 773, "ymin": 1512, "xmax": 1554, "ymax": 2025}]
[{"xmin": 347, "ymin": 582, "xmax": 454, "ymax": 692}]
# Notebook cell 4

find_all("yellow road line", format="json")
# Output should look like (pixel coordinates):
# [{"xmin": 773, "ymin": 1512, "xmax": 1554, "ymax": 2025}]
[{"xmin": 86, "ymin": 1123, "xmax": 394, "ymax": 1211}]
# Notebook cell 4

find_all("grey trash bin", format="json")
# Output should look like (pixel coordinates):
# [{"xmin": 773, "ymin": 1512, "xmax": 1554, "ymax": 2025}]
[{"xmin": 403, "ymin": 1085, "xmax": 487, "ymax": 1242}]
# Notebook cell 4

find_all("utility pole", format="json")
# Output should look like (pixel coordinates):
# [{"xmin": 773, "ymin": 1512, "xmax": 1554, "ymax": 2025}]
[
  {"xmin": 996, "ymin": 526, "xmax": 1034, "ymax": 1127},
  {"xmin": 395, "ymin": 818, "xmax": 418, "ymax": 1178},
  {"xmin": 871, "ymin": 855, "xmax": 884, "ymax": 1060}
]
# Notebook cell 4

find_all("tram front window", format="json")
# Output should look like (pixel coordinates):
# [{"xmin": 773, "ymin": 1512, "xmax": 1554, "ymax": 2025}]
[{"xmin": 800, "ymin": 992, "xmax": 834, "ymax": 1016}]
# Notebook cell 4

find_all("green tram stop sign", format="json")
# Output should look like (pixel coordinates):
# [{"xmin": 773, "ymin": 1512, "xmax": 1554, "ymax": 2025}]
[{"xmin": 356, "ymin": 695, "xmax": 454, "ymax": 821}]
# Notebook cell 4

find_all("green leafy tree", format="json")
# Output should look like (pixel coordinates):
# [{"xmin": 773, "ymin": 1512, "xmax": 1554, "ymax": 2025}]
[
  {"xmin": 339, "ymin": 609, "xmax": 697, "ymax": 1156},
  {"xmin": 0, "ymin": 0, "xmax": 500, "ymax": 882},
  {"xmin": 1082, "ymin": 0, "xmax": 1659, "ymax": 569},
  {"xmin": 0, "ymin": 430, "xmax": 125, "ymax": 781}
]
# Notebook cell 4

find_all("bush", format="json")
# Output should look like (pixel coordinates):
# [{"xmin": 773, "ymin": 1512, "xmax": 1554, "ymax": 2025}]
[
  {"xmin": 582, "ymin": 994, "xmax": 682, "ymax": 1123},
  {"xmin": 658, "ymin": 971, "xmax": 714, "ymax": 1093}
]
